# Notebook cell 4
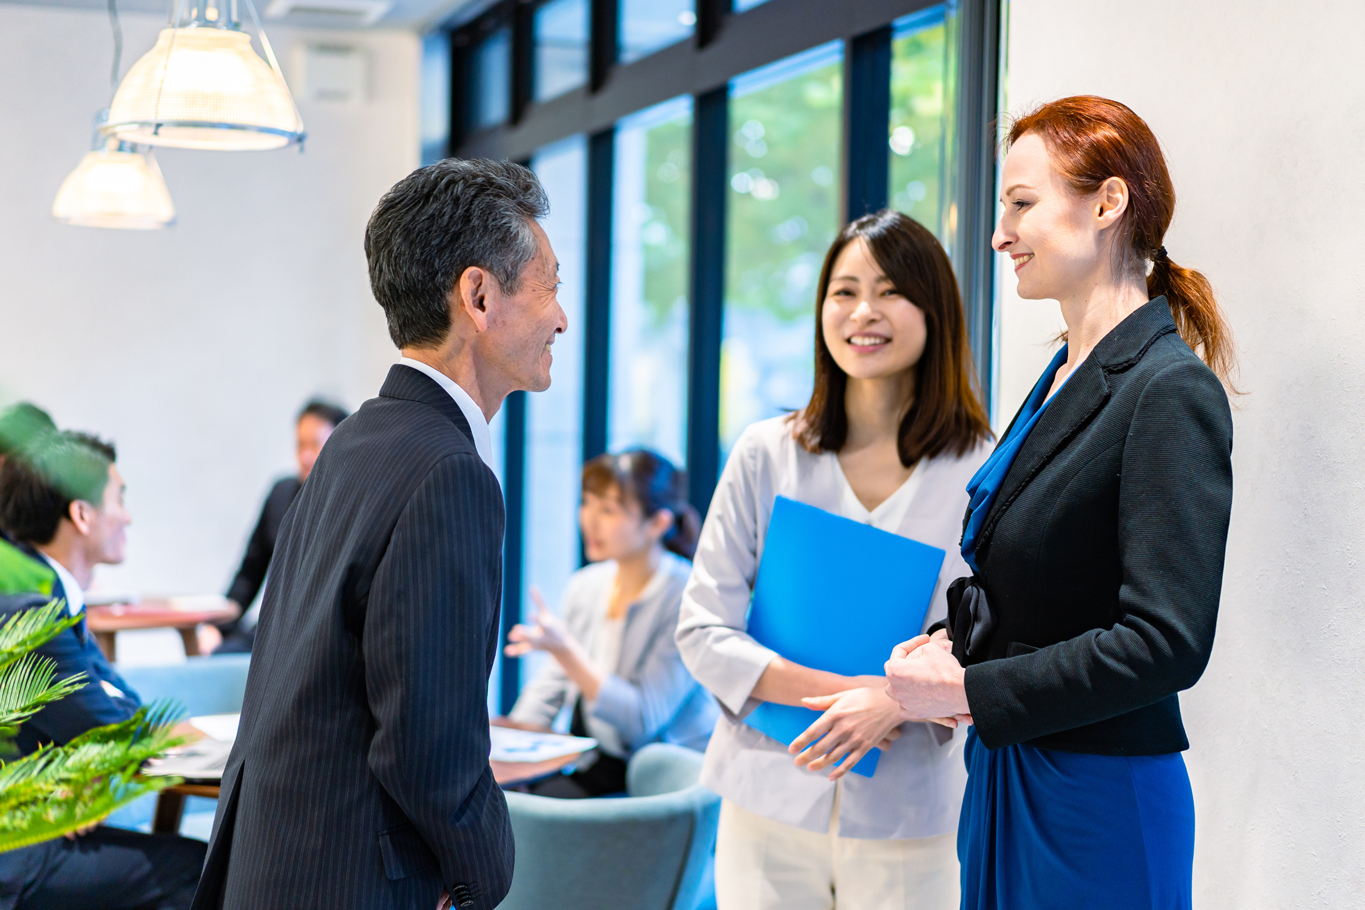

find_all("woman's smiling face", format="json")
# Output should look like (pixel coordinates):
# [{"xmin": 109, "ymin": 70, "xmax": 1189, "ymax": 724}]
[
  {"xmin": 821, "ymin": 238, "xmax": 928, "ymax": 382},
  {"xmin": 993, "ymin": 131, "xmax": 1110, "ymax": 302}
]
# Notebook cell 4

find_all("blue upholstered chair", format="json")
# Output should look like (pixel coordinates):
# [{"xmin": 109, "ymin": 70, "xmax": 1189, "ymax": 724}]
[
  {"xmin": 117, "ymin": 654, "xmax": 252, "ymax": 717},
  {"xmin": 104, "ymin": 655, "xmax": 252, "ymax": 835},
  {"xmin": 498, "ymin": 743, "xmax": 720, "ymax": 910}
]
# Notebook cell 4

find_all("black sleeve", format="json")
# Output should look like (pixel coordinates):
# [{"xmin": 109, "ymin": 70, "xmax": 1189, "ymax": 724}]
[
  {"xmin": 965, "ymin": 360, "xmax": 1234, "ymax": 748},
  {"xmin": 363, "ymin": 454, "xmax": 514, "ymax": 908},
  {"xmin": 220, "ymin": 479, "xmax": 295, "ymax": 632}
]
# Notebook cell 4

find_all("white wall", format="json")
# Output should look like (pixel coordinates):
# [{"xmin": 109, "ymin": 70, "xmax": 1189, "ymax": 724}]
[
  {"xmin": 997, "ymin": 2, "xmax": 1365, "ymax": 905},
  {"xmin": 0, "ymin": 5, "xmax": 420, "ymax": 604}
]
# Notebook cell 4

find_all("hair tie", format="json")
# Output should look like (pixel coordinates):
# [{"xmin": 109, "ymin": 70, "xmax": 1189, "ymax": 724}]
[{"xmin": 1153, "ymin": 245, "xmax": 1168, "ymax": 262}]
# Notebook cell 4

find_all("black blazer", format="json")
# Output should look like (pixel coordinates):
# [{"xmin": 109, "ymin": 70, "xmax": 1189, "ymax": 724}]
[
  {"xmin": 191, "ymin": 365, "xmax": 514, "ymax": 910},
  {"xmin": 963, "ymin": 299, "xmax": 1233, "ymax": 755},
  {"xmin": 217, "ymin": 475, "xmax": 302, "ymax": 639}
]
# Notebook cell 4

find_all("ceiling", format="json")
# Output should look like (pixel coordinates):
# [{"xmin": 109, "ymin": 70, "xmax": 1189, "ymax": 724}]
[{"xmin": 0, "ymin": 0, "xmax": 489, "ymax": 30}]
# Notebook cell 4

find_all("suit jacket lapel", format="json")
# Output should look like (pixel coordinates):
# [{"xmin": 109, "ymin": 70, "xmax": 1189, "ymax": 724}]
[
  {"xmin": 974, "ymin": 358, "xmax": 1111, "ymax": 555},
  {"xmin": 379, "ymin": 365, "xmax": 476, "ymax": 449},
  {"xmin": 972, "ymin": 298, "xmax": 1182, "ymax": 559}
]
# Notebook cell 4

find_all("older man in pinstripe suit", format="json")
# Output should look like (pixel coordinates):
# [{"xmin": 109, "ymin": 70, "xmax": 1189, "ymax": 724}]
[{"xmin": 191, "ymin": 160, "xmax": 566, "ymax": 910}]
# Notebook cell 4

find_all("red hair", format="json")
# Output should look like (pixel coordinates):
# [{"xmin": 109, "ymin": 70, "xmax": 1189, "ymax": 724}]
[{"xmin": 1007, "ymin": 96, "xmax": 1236, "ymax": 387}]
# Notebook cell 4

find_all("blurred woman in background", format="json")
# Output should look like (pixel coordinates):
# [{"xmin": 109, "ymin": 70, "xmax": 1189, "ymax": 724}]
[{"xmin": 503, "ymin": 449, "xmax": 718, "ymax": 798}]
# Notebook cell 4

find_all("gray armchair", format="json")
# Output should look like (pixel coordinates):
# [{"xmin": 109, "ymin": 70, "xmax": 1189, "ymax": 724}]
[{"xmin": 498, "ymin": 743, "xmax": 720, "ymax": 910}]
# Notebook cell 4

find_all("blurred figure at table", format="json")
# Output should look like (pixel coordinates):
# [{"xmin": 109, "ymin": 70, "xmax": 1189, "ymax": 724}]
[
  {"xmin": 0, "ymin": 429, "xmax": 208, "ymax": 909},
  {"xmin": 201, "ymin": 398, "xmax": 348, "ymax": 655},
  {"xmin": 0, "ymin": 402, "xmax": 58, "ymax": 597},
  {"xmin": 503, "ymin": 449, "xmax": 718, "ymax": 798}
]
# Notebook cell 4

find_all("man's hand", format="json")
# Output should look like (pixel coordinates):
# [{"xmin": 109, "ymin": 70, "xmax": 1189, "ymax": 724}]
[
  {"xmin": 884, "ymin": 635, "xmax": 971, "ymax": 723},
  {"xmin": 437, "ymin": 890, "xmax": 451, "ymax": 910},
  {"xmin": 196, "ymin": 623, "xmax": 223, "ymax": 655},
  {"xmin": 789, "ymin": 686, "xmax": 904, "ymax": 781},
  {"xmin": 64, "ymin": 821, "xmax": 102, "ymax": 841},
  {"xmin": 170, "ymin": 720, "xmax": 207, "ymax": 743}
]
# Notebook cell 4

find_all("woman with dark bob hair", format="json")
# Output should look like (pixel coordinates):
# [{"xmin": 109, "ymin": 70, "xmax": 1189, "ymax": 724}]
[
  {"xmin": 678, "ymin": 210, "xmax": 993, "ymax": 908},
  {"xmin": 884, "ymin": 97, "xmax": 1235, "ymax": 910}
]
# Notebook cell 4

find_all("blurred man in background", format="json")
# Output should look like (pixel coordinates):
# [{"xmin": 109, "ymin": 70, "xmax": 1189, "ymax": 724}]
[
  {"xmin": 201, "ymin": 399, "xmax": 348, "ymax": 654},
  {"xmin": 0, "ymin": 430, "xmax": 207, "ymax": 909}
]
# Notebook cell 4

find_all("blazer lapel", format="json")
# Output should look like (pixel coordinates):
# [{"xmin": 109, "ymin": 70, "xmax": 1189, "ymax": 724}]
[
  {"xmin": 970, "ymin": 299, "xmax": 1181, "ymax": 559},
  {"xmin": 379, "ymin": 364, "xmax": 476, "ymax": 449},
  {"xmin": 974, "ymin": 358, "xmax": 1111, "ymax": 555}
]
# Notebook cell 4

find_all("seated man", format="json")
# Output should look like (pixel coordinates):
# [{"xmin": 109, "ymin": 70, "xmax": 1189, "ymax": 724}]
[
  {"xmin": 0, "ymin": 402, "xmax": 57, "ymax": 596},
  {"xmin": 0, "ymin": 430, "xmax": 207, "ymax": 910},
  {"xmin": 202, "ymin": 398, "xmax": 348, "ymax": 654}
]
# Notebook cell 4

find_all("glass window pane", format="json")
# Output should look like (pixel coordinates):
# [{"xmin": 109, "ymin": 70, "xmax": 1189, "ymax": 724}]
[
  {"xmin": 890, "ymin": 5, "xmax": 956, "ymax": 243},
  {"xmin": 470, "ymin": 26, "xmax": 511, "ymax": 130},
  {"xmin": 733, "ymin": 0, "xmax": 771, "ymax": 10},
  {"xmin": 610, "ymin": 97, "xmax": 692, "ymax": 466},
  {"xmin": 721, "ymin": 42, "xmax": 843, "ymax": 458},
  {"xmin": 620, "ymin": 0, "xmax": 695, "ymax": 65},
  {"xmin": 525, "ymin": 136, "xmax": 587, "ymax": 686},
  {"xmin": 535, "ymin": 0, "xmax": 589, "ymax": 103}
]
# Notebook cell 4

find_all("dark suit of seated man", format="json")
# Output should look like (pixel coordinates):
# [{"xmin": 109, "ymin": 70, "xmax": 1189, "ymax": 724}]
[
  {"xmin": 190, "ymin": 159, "xmax": 566, "ymax": 910},
  {"xmin": 0, "ymin": 431, "xmax": 207, "ymax": 910}
]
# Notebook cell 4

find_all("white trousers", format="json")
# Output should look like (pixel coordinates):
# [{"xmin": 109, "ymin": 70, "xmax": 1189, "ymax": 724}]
[{"xmin": 714, "ymin": 790, "xmax": 960, "ymax": 910}]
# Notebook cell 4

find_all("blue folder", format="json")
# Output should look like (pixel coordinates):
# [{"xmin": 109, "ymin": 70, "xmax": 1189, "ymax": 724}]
[{"xmin": 744, "ymin": 496, "xmax": 946, "ymax": 777}]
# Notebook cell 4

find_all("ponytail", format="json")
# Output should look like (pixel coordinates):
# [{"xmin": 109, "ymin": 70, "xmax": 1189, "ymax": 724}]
[
  {"xmin": 1007, "ymin": 96, "xmax": 1239, "ymax": 391},
  {"xmin": 663, "ymin": 502, "xmax": 701, "ymax": 560},
  {"xmin": 1148, "ymin": 250, "xmax": 1237, "ymax": 388}
]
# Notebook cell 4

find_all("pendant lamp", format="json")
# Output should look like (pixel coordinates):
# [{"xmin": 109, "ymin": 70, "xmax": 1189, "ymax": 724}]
[
  {"xmin": 53, "ymin": 110, "xmax": 176, "ymax": 230},
  {"xmin": 103, "ymin": 0, "xmax": 304, "ymax": 151}
]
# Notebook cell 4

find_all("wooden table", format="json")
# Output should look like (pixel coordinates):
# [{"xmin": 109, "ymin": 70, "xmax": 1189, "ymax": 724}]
[
  {"xmin": 150, "ymin": 751, "xmax": 587, "ymax": 834},
  {"xmin": 86, "ymin": 597, "xmax": 238, "ymax": 662}
]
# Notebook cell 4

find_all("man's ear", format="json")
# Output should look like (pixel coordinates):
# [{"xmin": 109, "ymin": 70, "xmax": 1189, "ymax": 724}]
[
  {"xmin": 67, "ymin": 500, "xmax": 94, "ymax": 537},
  {"xmin": 455, "ymin": 266, "xmax": 493, "ymax": 333},
  {"xmin": 1093, "ymin": 176, "xmax": 1130, "ymax": 229}
]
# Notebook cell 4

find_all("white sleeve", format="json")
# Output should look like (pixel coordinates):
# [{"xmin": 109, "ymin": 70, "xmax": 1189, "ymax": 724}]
[{"xmin": 675, "ymin": 429, "xmax": 778, "ymax": 717}]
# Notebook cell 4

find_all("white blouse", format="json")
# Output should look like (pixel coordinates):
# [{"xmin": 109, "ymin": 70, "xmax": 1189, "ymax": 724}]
[{"xmin": 676, "ymin": 415, "xmax": 990, "ymax": 840}]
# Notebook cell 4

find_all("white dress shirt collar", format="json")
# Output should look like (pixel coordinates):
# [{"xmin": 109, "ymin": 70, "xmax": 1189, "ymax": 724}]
[
  {"xmin": 397, "ymin": 357, "xmax": 496, "ymax": 471},
  {"xmin": 39, "ymin": 553, "xmax": 84, "ymax": 616}
]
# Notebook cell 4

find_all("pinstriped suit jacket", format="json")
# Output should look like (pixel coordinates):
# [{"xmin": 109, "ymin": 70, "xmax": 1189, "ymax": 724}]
[{"xmin": 191, "ymin": 365, "xmax": 514, "ymax": 910}]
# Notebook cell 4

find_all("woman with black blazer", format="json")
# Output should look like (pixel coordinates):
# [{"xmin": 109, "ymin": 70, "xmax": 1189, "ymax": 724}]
[{"xmin": 882, "ymin": 96, "xmax": 1236, "ymax": 910}]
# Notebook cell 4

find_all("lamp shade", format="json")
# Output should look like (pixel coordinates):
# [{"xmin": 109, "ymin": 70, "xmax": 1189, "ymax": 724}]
[
  {"xmin": 105, "ymin": 27, "xmax": 304, "ymax": 151},
  {"xmin": 52, "ymin": 146, "xmax": 175, "ymax": 230}
]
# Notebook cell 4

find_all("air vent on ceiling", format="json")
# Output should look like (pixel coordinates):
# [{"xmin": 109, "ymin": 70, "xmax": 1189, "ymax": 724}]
[
  {"xmin": 263, "ymin": 0, "xmax": 393, "ymax": 28},
  {"xmin": 290, "ymin": 44, "xmax": 370, "ymax": 103}
]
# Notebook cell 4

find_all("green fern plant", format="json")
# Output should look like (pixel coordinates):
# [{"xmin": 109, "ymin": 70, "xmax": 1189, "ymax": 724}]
[{"xmin": 0, "ymin": 599, "xmax": 184, "ymax": 853}]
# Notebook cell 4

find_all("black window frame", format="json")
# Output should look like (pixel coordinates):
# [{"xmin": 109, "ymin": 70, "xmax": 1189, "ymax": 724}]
[{"xmin": 437, "ymin": 0, "xmax": 1003, "ymax": 713}]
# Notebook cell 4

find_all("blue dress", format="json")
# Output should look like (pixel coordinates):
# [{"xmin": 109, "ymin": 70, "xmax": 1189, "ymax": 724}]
[{"xmin": 957, "ymin": 347, "xmax": 1195, "ymax": 910}]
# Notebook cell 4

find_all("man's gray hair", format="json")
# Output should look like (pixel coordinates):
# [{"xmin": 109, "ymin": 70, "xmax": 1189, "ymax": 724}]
[{"xmin": 365, "ymin": 158, "xmax": 550, "ymax": 349}]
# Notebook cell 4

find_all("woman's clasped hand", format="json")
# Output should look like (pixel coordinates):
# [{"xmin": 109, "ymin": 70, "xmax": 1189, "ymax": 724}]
[
  {"xmin": 883, "ymin": 629, "xmax": 973, "ymax": 728},
  {"xmin": 787, "ymin": 681, "xmax": 905, "ymax": 780}
]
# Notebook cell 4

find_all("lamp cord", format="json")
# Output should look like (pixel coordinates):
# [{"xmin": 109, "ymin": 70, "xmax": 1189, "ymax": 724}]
[{"xmin": 107, "ymin": 0, "xmax": 122, "ymax": 90}]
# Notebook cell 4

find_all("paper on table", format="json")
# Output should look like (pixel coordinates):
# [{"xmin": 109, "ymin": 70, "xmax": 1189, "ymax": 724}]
[
  {"xmin": 144, "ymin": 739, "xmax": 233, "ymax": 780},
  {"xmin": 191, "ymin": 713, "xmax": 240, "ymax": 743},
  {"xmin": 489, "ymin": 727, "xmax": 596, "ymax": 763},
  {"xmin": 744, "ymin": 496, "xmax": 946, "ymax": 777}
]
